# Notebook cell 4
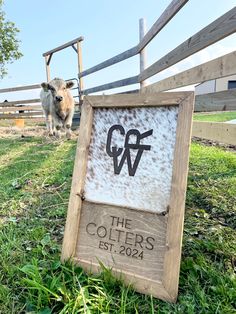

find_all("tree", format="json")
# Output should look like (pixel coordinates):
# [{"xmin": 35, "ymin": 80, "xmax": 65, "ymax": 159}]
[{"xmin": 0, "ymin": 0, "xmax": 23, "ymax": 78}]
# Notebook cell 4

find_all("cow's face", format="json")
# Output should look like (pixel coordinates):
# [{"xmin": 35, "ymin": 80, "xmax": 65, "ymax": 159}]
[{"xmin": 41, "ymin": 80, "xmax": 74, "ymax": 107}]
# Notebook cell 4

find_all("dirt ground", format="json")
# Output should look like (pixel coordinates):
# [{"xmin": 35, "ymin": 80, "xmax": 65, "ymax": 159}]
[
  {"xmin": 192, "ymin": 137, "xmax": 236, "ymax": 152},
  {"xmin": 0, "ymin": 126, "xmax": 79, "ymax": 139}
]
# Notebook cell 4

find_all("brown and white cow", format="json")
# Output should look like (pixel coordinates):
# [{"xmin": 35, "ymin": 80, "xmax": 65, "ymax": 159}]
[{"xmin": 40, "ymin": 77, "xmax": 75, "ymax": 139}]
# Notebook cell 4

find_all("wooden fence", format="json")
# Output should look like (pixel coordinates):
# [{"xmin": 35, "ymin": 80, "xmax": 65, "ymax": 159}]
[
  {"xmin": 0, "ymin": 0, "xmax": 236, "ymax": 145},
  {"xmin": 76, "ymin": 1, "xmax": 236, "ymax": 97},
  {"xmin": 195, "ymin": 90, "xmax": 236, "ymax": 112},
  {"xmin": 42, "ymin": 37, "xmax": 84, "ymax": 92},
  {"xmin": 192, "ymin": 121, "xmax": 236, "ymax": 146},
  {"xmin": 0, "ymin": 84, "xmax": 42, "ymax": 120}
]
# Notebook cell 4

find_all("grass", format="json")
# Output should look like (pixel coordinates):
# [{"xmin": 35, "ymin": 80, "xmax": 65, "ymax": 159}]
[
  {"xmin": 0, "ymin": 136, "xmax": 235, "ymax": 313},
  {"xmin": 193, "ymin": 111, "xmax": 236, "ymax": 122}
]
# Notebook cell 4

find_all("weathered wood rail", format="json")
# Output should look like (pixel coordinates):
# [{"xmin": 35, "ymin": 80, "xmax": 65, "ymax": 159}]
[
  {"xmin": 0, "ymin": 84, "xmax": 42, "ymax": 120},
  {"xmin": 78, "ymin": 2, "xmax": 236, "ymax": 96},
  {"xmin": 43, "ymin": 36, "xmax": 84, "ymax": 91},
  {"xmin": 192, "ymin": 121, "xmax": 236, "ymax": 146},
  {"xmin": 143, "ymin": 51, "xmax": 236, "ymax": 94},
  {"xmin": 195, "ymin": 90, "xmax": 236, "ymax": 112},
  {"xmin": 1, "ymin": 0, "xmax": 236, "ymax": 142},
  {"xmin": 79, "ymin": 0, "xmax": 188, "ymax": 81}
]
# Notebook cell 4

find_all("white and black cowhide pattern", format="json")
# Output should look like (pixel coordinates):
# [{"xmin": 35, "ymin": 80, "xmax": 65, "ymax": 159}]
[{"xmin": 84, "ymin": 106, "xmax": 178, "ymax": 213}]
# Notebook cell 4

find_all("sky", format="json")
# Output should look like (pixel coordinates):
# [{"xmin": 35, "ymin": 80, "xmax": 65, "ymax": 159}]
[{"xmin": 1, "ymin": 0, "xmax": 236, "ymax": 101}]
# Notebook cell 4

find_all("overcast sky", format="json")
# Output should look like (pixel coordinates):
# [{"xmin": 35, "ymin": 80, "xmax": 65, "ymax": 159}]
[{"xmin": 1, "ymin": 0, "xmax": 236, "ymax": 100}]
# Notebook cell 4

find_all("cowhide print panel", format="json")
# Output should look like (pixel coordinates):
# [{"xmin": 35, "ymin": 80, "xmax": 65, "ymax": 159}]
[{"xmin": 84, "ymin": 106, "xmax": 178, "ymax": 213}]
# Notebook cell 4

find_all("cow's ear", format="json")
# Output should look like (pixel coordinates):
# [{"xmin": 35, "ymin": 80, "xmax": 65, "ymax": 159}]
[
  {"xmin": 41, "ymin": 82, "xmax": 49, "ymax": 91},
  {"xmin": 66, "ymin": 81, "xmax": 74, "ymax": 89},
  {"xmin": 47, "ymin": 84, "xmax": 55, "ymax": 91}
]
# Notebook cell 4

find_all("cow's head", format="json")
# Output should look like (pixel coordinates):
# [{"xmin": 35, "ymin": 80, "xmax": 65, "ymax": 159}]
[{"xmin": 41, "ymin": 79, "xmax": 74, "ymax": 105}]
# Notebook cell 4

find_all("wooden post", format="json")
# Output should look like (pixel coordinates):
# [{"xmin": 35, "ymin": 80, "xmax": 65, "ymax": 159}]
[
  {"xmin": 45, "ymin": 55, "xmax": 51, "ymax": 82},
  {"xmin": 139, "ymin": 18, "xmax": 148, "ymax": 89},
  {"xmin": 77, "ymin": 40, "xmax": 84, "ymax": 103}
]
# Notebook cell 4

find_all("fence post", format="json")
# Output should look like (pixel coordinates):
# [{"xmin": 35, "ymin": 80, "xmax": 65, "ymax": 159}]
[
  {"xmin": 45, "ymin": 55, "xmax": 51, "ymax": 82},
  {"xmin": 77, "ymin": 40, "xmax": 84, "ymax": 104},
  {"xmin": 139, "ymin": 18, "xmax": 148, "ymax": 89}
]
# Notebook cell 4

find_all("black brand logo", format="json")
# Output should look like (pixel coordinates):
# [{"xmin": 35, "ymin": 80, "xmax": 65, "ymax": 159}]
[{"xmin": 106, "ymin": 124, "xmax": 153, "ymax": 176}]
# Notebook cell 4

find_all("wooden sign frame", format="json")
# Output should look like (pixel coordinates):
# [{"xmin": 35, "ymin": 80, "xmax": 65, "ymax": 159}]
[{"xmin": 61, "ymin": 92, "xmax": 194, "ymax": 302}]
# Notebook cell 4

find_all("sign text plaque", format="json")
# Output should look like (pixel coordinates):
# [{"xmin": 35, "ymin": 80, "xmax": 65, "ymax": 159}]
[{"xmin": 62, "ymin": 93, "xmax": 194, "ymax": 302}]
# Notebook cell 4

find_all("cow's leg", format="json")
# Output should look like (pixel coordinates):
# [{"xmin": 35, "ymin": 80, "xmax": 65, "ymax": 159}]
[
  {"xmin": 55, "ymin": 125, "xmax": 62, "ymax": 138},
  {"xmin": 43, "ymin": 111, "xmax": 53, "ymax": 136},
  {"xmin": 46, "ymin": 114, "xmax": 54, "ymax": 136},
  {"xmin": 53, "ymin": 117, "xmax": 63, "ymax": 139},
  {"xmin": 52, "ymin": 119, "xmax": 56, "ymax": 135},
  {"xmin": 64, "ymin": 109, "xmax": 74, "ymax": 139},
  {"xmin": 65, "ymin": 124, "xmax": 72, "ymax": 139}
]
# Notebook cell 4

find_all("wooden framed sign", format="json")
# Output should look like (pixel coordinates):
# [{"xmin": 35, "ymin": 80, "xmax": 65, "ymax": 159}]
[{"xmin": 62, "ymin": 92, "xmax": 194, "ymax": 302}]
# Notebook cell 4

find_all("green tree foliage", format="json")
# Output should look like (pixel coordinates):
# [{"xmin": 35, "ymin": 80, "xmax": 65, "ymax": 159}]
[{"xmin": 0, "ymin": 0, "xmax": 23, "ymax": 78}]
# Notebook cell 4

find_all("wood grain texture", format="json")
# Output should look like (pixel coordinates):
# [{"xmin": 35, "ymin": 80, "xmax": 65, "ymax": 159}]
[
  {"xmin": 76, "ymin": 202, "xmax": 167, "ymax": 282},
  {"xmin": 78, "ymin": 0, "xmax": 188, "ymax": 81},
  {"xmin": 82, "ymin": 76, "xmax": 139, "ymax": 95},
  {"xmin": 0, "ymin": 99, "xmax": 40, "ymax": 107},
  {"xmin": 79, "ymin": 46, "xmax": 138, "ymax": 79},
  {"xmin": 0, "ymin": 112, "xmax": 43, "ymax": 119},
  {"xmin": 73, "ymin": 258, "xmax": 173, "ymax": 302},
  {"xmin": 85, "ymin": 92, "xmax": 191, "ymax": 108},
  {"xmin": 139, "ymin": 18, "xmax": 148, "ymax": 89},
  {"xmin": 192, "ymin": 121, "xmax": 236, "ymax": 145},
  {"xmin": 77, "ymin": 40, "xmax": 84, "ymax": 97},
  {"xmin": 142, "ymin": 51, "xmax": 236, "ymax": 93},
  {"xmin": 139, "ymin": 7, "xmax": 236, "ymax": 82},
  {"xmin": 63, "ymin": 93, "xmax": 194, "ymax": 302},
  {"xmin": 61, "ymin": 100, "xmax": 93, "ymax": 261},
  {"xmin": 138, "ymin": 0, "xmax": 189, "ymax": 51},
  {"xmin": 45, "ymin": 56, "xmax": 51, "ymax": 82},
  {"xmin": 195, "ymin": 90, "xmax": 236, "ymax": 112},
  {"xmin": 0, "ymin": 85, "xmax": 40, "ymax": 93},
  {"xmin": 163, "ymin": 92, "xmax": 194, "ymax": 301},
  {"xmin": 42, "ymin": 36, "xmax": 84, "ymax": 57},
  {"xmin": 0, "ymin": 105, "xmax": 42, "ymax": 112}
]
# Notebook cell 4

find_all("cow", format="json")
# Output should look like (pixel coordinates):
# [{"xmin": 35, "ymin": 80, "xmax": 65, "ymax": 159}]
[{"xmin": 40, "ymin": 77, "xmax": 75, "ymax": 139}]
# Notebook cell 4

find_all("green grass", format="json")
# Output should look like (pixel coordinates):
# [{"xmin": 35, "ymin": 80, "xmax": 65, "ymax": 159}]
[
  {"xmin": 0, "ymin": 136, "xmax": 235, "ymax": 313},
  {"xmin": 193, "ymin": 111, "xmax": 236, "ymax": 122}
]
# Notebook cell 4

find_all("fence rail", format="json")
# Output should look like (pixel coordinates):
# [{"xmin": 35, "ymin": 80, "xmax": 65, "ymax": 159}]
[
  {"xmin": 192, "ymin": 121, "xmax": 236, "ymax": 145},
  {"xmin": 139, "ymin": 7, "xmax": 236, "ymax": 83},
  {"xmin": 0, "ymin": 84, "xmax": 40, "ymax": 93},
  {"xmin": 0, "ymin": 98, "xmax": 41, "ymax": 107},
  {"xmin": 1, "ymin": 1, "xmax": 236, "ymax": 131},
  {"xmin": 195, "ymin": 90, "xmax": 236, "ymax": 112},
  {"xmin": 0, "ymin": 97, "xmax": 43, "ymax": 120},
  {"xmin": 43, "ymin": 36, "xmax": 84, "ymax": 57},
  {"xmin": 143, "ymin": 51, "xmax": 236, "ymax": 93},
  {"xmin": 79, "ymin": 3, "xmax": 236, "ymax": 95},
  {"xmin": 0, "ymin": 105, "xmax": 42, "ymax": 112},
  {"xmin": 79, "ymin": 1, "xmax": 188, "ymax": 80},
  {"xmin": 0, "ymin": 112, "xmax": 43, "ymax": 119}
]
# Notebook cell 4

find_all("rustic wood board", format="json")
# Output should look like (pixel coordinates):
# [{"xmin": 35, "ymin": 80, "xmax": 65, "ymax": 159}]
[
  {"xmin": 62, "ymin": 92, "xmax": 194, "ymax": 302},
  {"xmin": 142, "ymin": 51, "xmax": 236, "ymax": 94},
  {"xmin": 76, "ymin": 201, "xmax": 167, "ymax": 282},
  {"xmin": 192, "ymin": 121, "xmax": 236, "ymax": 145}
]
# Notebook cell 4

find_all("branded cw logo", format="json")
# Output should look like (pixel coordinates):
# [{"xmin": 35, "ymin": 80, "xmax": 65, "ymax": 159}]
[{"xmin": 106, "ymin": 124, "xmax": 153, "ymax": 176}]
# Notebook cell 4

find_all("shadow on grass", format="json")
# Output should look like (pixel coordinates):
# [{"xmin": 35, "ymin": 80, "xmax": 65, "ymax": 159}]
[{"xmin": 0, "ymin": 137, "xmax": 76, "ymax": 217}]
